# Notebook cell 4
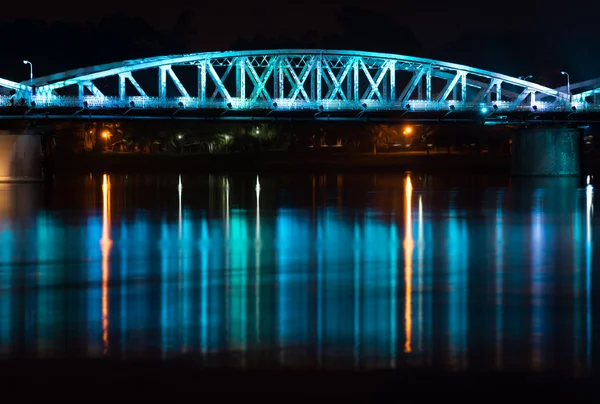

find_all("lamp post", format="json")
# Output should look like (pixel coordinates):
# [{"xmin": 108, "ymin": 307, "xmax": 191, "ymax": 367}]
[
  {"xmin": 561, "ymin": 71, "xmax": 570, "ymax": 100},
  {"xmin": 23, "ymin": 60, "xmax": 33, "ymax": 84}
]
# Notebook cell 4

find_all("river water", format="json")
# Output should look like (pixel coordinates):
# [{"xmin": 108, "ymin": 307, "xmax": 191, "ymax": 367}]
[{"xmin": 0, "ymin": 171, "xmax": 597, "ymax": 374}]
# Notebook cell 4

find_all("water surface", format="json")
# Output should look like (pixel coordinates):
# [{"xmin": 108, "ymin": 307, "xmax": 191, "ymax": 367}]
[{"xmin": 0, "ymin": 171, "xmax": 597, "ymax": 374}]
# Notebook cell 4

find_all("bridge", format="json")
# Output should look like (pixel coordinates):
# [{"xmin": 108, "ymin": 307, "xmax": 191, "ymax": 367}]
[
  {"xmin": 0, "ymin": 49, "xmax": 598, "ymax": 124},
  {"xmin": 1, "ymin": 49, "xmax": 598, "ymax": 181}
]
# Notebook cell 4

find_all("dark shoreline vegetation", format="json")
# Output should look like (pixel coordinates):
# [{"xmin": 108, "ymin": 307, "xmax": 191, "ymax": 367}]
[
  {"xmin": 46, "ymin": 151, "xmax": 600, "ymax": 176},
  {"xmin": 0, "ymin": 358, "xmax": 595, "ymax": 399},
  {"xmin": 47, "ymin": 151, "xmax": 514, "ymax": 174}
]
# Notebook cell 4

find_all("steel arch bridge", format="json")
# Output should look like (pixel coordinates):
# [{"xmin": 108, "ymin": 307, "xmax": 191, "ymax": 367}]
[{"xmin": 0, "ymin": 49, "xmax": 598, "ymax": 122}]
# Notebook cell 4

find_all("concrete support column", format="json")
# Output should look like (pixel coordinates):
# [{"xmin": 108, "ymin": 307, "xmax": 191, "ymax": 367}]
[
  {"xmin": 512, "ymin": 127, "xmax": 581, "ymax": 176},
  {"xmin": 0, "ymin": 132, "xmax": 43, "ymax": 181}
]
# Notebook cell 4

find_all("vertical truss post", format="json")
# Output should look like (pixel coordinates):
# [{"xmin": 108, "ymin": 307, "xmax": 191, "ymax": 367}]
[
  {"xmin": 389, "ymin": 62, "xmax": 395, "ymax": 104},
  {"xmin": 461, "ymin": 73, "xmax": 467, "ymax": 102},
  {"xmin": 273, "ymin": 61, "xmax": 278, "ymax": 99},
  {"xmin": 236, "ymin": 58, "xmax": 246, "ymax": 101},
  {"xmin": 236, "ymin": 58, "xmax": 245, "ymax": 101},
  {"xmin": 277, "ymin": 59, "xmax": 284, "ymax": 101},
  {"xmin": 452, "ymin": 86, "xmax": 457, "ymax": 101},
  {"xmin": 316, "ymin": 58, "xmax": 322, "ymax": 103},
  {"xmin": 78, "ymin": 84, "xmax": 84, "ymax": 99},
  {"xmin": 159, "ymin": 66, "xmax": 168, "ymax": 98},
  {"xmin": 382, "ymin": 64, "xmax": 389, "ymax": 103},
  {"xmin": 347, "ymin": 64, "xmax": 352, "ymax": 101},
  {"xmin": 119, "ymin": 74, "xmax": 126, "ymax": 99},
  {"xmin": 496, "ymin": 82, "xmax": 501, "ymax": 101},
  {"xmin": 426, "ymin": 67, "xmax": 431, "ymax": 101},
  {"xmin": 311, "ymin": 62, "xmax": 315, "ymax": 100},
  {"xmin": 417, "ymin": 80, "xmax": 422, "ymax": 100},
  {"xmin": 353, "ymin": 59, "xmax": 359, "ymax": 103},
  {"xmin": 198, "ymin": 61, "xmax": 206, "ymax": 103},
  {"xmin": 530, "ymin": 92, "xmax": 536, "ymax": 106}
]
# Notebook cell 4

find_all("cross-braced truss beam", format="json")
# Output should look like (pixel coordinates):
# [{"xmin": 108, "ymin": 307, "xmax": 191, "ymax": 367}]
[{"xmin": 0, "ymin": 49, "xmax": 592, "ymax": 115}]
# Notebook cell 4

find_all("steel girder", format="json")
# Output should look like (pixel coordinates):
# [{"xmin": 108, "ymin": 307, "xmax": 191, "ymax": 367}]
[{"xmin": 0, "ymin": 49, "xmax": 593, "ymax": 114}]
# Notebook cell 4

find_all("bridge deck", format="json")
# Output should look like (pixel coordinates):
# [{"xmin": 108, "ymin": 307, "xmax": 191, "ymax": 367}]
[{"xmin": 0, "ymin": 49, "xmax": 598, "ymax": 121}]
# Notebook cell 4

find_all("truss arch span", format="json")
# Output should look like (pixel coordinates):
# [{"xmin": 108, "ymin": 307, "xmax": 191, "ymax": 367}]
[{"xmin": 0, "ymin": 49, "xmax": 581, "ymax": 114}]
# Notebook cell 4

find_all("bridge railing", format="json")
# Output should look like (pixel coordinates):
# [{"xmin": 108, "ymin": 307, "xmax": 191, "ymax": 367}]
[
  {"xmin": 0, "ymin": 93, "xmax": 593, "ymax": 115},
  {"xmin": 22, "ymin": 95, "xmax": 593, "ymax": 112}
]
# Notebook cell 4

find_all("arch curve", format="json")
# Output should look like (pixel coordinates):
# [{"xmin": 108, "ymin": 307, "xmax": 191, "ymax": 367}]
[{"xmin": 1, "ymin": 49, "xmax": 579, "ymax": 116}]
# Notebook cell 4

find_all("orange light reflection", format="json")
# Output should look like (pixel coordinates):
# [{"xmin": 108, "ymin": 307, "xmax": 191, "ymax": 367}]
[
  {"xmin": 101, "ymin": 173, "xmax": 112, "ymax": 355},
  {"xmin": 404, "ymin": 175, "xmax": 414, "ymax": 353}
]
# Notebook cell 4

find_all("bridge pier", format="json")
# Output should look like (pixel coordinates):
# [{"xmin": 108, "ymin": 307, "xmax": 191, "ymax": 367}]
[
  {"xmin": 0, "ymin": 131, "xmax": 43, "ymax": 181},
  {"xmin": 512, "ymin": 127, "xmax": 582, "ymax": 177}
]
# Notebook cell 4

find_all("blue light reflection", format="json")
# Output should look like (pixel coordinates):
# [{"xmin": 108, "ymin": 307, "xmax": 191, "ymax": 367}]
[{"xmin": 0, "ymin": 173, "xmax": 595, "ymax": 374}]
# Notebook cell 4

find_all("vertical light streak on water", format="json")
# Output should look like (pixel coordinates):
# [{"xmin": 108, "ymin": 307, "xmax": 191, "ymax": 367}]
[
  {"xmin": 573, "ymin": 187, "xmax": 582, "ymax": 370},
  {"xmin": 178, "ymin": 176, "xmax": 183, "ymax": 353},
  {"xmin": 209, "ymin": 223, "xmax": 224, "ymax": 353},
  {"xmin": 199, "ymin": 217, "xmax": 209, "ymax": 354},
  {"xmin": 229, "ymin": 210, "xmax": 248, "ymax": 365},
  {"xmin": 276, "ymin": 208, "xmax": 311, "ymax": 366},
  {"xmin": 422, "ymin": 193, "xmax": 434, "ymax": 366},
  {"xmin": 36, "ymin": 214, "xmax": 52, "ymax": 357},
  {"xmin": 255, "ymin": 176, "xmax": 261, "ymax": 345},
  {"xmin": 179, "ymin": 175, "xmax": 191, "ymax": 353},
  {"xmin": 120, "ymin": 221, "xmax": 128, "ymax": 358},
  {"xmin": 159, "ymin": 219, "xmax": 169, "ymax": 359},
  {"xmin": 447, "ymin": 193, "xmax": 468, "ymax": 369},
  {"xmin": 495, "ymin": 190, "xmax": 504, "ymax": 369},
  {"xmin": 87, "ymin": 215, "xmax": 102, "ymax": 356},
  {"xmin": 101, "ymin": 174, "xmax": 112, "ymax": 356},
  {"xmin": 460, "ymin": 217, "xmax": 469, "ymax": 367},
  {"xmin": 586, "ymin": 183, "xmax": 593, "ymax": 368},
  {"xmin": 0, "ymin": 228, "xmax": 11, "ymax": 265},
  {"xmin": 389, "ymin": 218, "xmax": 398, "ymax": 367},
  {"xmin": 130, "ymin": 217, "xmax": 149, "ymax": 352},
  {"xmin": 353, "ymin": 218, "xmax": 361, "ymax": 370},
  {"xmin": 531, "ymin": 189, "xmax": 544, "ymax": 370},
  {"xmin": 403, "ymin": 175, "xmax": 413, "ymax": 355},
  {"xmin": 417, "ymin": 195, "xmax": 424, "ymax": 354},
  {"xmin": 0, "ymin": 229, "xmax": 12, "ymax": 355},
  {"xmin": 317, "ymin": 212, "xmax": 324, "ymax": 368},
  {"xmin": 223, "ymin": 177, "xmax": 230, "ymax": 348},
  {"xmin": 447, "ymin": 196, "xmax": 459, "ymax": 367},
  {"xmin": 178, "ymin": 175, "xmax": 183, "ymax": 240},
  {"xmin": 276, "ymin": 210, "xmax": 289, "ymax": 364}
]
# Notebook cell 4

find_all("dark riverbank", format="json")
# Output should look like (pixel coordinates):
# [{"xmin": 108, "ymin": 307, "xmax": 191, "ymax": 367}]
[
  {"xmin": 0, "ymin": 359, "xmax": 594, "ymax": 400},
  {"xmin": 48, "ymin": 151, "xmax": 515, "ymax": 174},
  {"xmin": 46, "ymin": 150, "xmax": 600, "ymax": 176}
]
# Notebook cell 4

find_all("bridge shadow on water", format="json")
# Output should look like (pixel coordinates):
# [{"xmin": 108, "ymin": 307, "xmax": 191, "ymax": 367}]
[{"xmin": 0, "ymin": 171, "xmax": 599, "ymax": 400}]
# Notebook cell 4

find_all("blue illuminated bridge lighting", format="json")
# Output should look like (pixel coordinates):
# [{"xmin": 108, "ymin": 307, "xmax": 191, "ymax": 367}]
[{"xmin": 0, "ymin": 49, "xmax": 599, "ymax": 122}]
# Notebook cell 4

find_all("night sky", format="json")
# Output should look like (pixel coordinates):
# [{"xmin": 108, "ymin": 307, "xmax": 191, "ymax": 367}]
[{"xmin": 1, "ymin": 1, "xmax": 599, "ymax": 85}]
